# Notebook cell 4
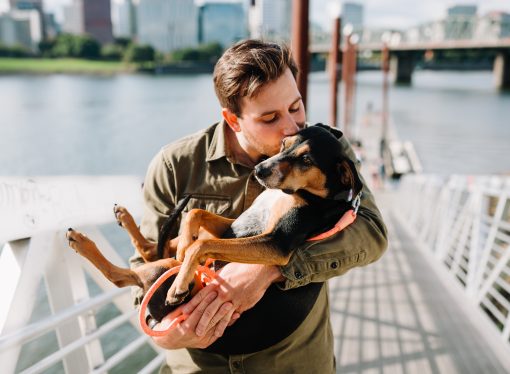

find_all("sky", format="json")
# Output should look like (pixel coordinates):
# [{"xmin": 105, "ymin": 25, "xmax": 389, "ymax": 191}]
[{"xmin": 2, "ymin": 0, "xmax": 510, "ymax": 30}]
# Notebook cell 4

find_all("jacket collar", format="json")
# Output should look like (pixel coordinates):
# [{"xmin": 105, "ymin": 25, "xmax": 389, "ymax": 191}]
[{"xmin": 206, "ymin": 120, "xmax": 230, "ymax": 162}]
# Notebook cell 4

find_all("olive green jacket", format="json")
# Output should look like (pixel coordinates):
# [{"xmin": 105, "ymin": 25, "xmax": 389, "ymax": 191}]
[{"xmin": 131, "ymin": 121, "xmax": 387, "ymax": 290}]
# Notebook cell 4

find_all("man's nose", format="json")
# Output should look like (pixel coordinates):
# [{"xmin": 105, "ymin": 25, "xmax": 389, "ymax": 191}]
[{"xmin": 281, "ymin": 113, "xmax": 300, "ymax": 136}]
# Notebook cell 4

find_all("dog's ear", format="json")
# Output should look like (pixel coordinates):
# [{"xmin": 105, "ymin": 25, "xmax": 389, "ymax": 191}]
[
  {"xmin": 337, "ymin": 158, "xmax": 363, "ymax": 196},
  {"xmin": 314, "ymin": 123, "xmax": 344, "ymax": 139}
]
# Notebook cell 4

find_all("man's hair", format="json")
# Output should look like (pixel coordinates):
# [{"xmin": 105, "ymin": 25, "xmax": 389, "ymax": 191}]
[{"xmin": 213, "ymin": 39, "xmax": 299, "ymax": 117}]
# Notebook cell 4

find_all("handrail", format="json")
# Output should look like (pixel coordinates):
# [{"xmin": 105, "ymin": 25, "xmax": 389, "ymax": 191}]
[
  {"xmin": 397, "ymin": 174, "xmax": 510, "ymax": 345},
  {"xmin": 0, "ymin": 287, "xmax": 129, "ymax": 352},
  {"xmin": 0, "ymin": 176, "xmax": 162, "ymax": 373},
  {"xmin": 0, "ymin": 176, "xmax": 143, "ymax": 243}
]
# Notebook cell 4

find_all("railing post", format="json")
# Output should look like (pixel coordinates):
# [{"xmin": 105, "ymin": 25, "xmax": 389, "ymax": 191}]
[
  {"xmin": 0, "ymin": 236, "xmax": 52, "ymax": 373},
  {"xmin": 329, "ymin": 16, "xmax": 341, "ymax": 127},
  {"xmin": 291, "ymin": 0, "xmax": 310, "ymax": 109}
]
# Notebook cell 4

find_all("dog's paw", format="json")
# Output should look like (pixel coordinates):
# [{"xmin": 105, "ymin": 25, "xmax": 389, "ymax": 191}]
[
  {"xmin": 66, "ymin": 228, "xmax": 94, "ymax": 254},
  {"xmin": 166, "ymin": 286, "xmax": 190, "ymax": 306},
  {"xmin": 113, "ymin": 204, "xmax": 136, "ymax": 228}
]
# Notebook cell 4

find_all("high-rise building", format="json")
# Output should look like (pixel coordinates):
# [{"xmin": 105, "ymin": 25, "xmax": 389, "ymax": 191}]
[
  {"xmin": 0, "ymin": 8, "xmax": 42, "ymax": 51},
  {"xmin": 62, "ymin": 0, "xmax": 113, "ymax": 44},
  {"xmin": 112, "ymin": 0, "xmax": 136, "ymax": 39},
  {"xmin": 445, "ymin": 4, "xmax": 477, "ymax": 40},
  {"xmin": 342, "ymin": 2, "xmax": 363, "ymax": 35},
  {"xmin": 8, "ymin": 0, "xmax": 45, "ymax": 38},
  {"xmin": 198, "ymin": 1, "xmax": 246, "ymax": 47},
  {"xmin": 447, "ymin": 5, "xmax": 477, "ymax": 17},
  {"xmin": 249, "ymin": 0, "xmax": 291, "ymax": 41},
  {"xmin": 137, "ymin": 0, "xmax": 197, "ymax": 53}
]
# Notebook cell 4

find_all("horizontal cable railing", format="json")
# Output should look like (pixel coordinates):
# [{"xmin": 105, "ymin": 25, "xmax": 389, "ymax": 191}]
[
  {"xmin": 397, "ymin": 174, "xmax": 510, "ymax": 344},
  {"xmin": 0, "ymin": 176, "xmax": 165, "ymax": 374}
]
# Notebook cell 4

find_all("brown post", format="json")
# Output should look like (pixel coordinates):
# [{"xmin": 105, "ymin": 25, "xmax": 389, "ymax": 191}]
[
  {"xmin": 342, "ymin": 34, "xmax": 357, "ymax": 138},
  {"xmin": 291, "ymin": 0, "xmax": 310, "ymax": 109},
  {"xmin": 381, "ymin": 43, "xmax": 390, "ymax": 156},
  {"xmin": 329, "ymin": 17, "xmax": 341, "ymax": 128}
]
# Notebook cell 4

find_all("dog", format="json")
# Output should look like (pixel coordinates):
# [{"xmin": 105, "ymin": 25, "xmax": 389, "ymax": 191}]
[{"xmin": 66, "ymin": 124, "xmax": 363, "ymax": 323}]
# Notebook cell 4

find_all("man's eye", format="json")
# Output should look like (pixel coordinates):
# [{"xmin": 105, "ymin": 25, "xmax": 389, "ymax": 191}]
[
  {"xmin": 261, "ymin": 114, "xmax": 278, "ymax": 123},
  {"xmin": 289, "ymin": 104, "xmax": 300, "ymax": 113}
]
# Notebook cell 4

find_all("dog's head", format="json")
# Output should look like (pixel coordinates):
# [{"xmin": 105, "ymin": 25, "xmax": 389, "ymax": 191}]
[{"xmin": 254, "ymin": 124, "xmax": 362, "ymax": 200}]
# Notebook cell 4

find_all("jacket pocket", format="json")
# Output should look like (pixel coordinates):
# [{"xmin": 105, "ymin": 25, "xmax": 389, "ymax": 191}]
[{"xmin": 183, "ymin": 193, "xmax": 232, "ymax": 215}]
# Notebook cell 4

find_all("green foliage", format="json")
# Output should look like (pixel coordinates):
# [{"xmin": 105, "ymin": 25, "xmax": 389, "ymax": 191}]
[
  {"xmin": 0, "ymin": 43, "xmax": 33, "ymax": 58},
  {"xmin": 49, "ymin": 33, "xmax": 101, "ymax": 59},
  {"xmin": 123, "ymin": 44, "xmax": 155, "ymax": 63},
  {"xmin": 170, "ymin": 43, "xmax": 223, "ymax": 63},
  {"xmin": 101, "ymin": 43, "xmax": 124, "ymax": 61},
  {"xmin": 114, "ymin": 37, "xmax": 132, "ymax": 48}
]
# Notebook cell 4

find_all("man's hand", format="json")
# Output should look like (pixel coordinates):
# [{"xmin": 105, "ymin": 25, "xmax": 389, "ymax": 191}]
[
  {"xmin": 152, "ymin": 291, "xmax": 237, "ymax": 350},
  {"xmin": 181, "ymin": 263, "xmax": 284, "ymax": 337}
]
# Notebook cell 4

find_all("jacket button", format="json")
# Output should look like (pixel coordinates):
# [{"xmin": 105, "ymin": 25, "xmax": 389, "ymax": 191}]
[
  {"xmin": 331, "ymin": 262, "xmax": 338, "ymax": 269},
  {"xmin": 294, "ymin": 271, "xmax": 303, "ymax": 279}
]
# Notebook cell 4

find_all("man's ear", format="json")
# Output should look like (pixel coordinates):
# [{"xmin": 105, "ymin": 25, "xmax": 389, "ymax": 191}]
[
  {"xmin": 222, "ymin": 108, "xmax": 240, "ymax": 132},
  {"xmin": 338, "ymin": 158, "xmax": 363, "ymax": 196}
]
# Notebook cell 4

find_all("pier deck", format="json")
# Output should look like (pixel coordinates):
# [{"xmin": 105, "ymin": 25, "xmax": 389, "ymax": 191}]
[{"xmin": 329, "ymin": 191, "xmax": 510, "ymax": 373}]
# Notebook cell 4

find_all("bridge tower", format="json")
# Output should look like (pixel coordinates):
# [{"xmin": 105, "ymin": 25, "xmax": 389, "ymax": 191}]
[
  {"xmin": 494, "ymin": 52, "xmax": 510, "ymax": 90},
  {"xmin": 390, "ymin": 52, "xmax": 414, "ymax": 84}
]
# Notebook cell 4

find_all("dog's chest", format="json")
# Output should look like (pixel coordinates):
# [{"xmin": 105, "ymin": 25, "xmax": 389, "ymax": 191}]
[{"xmin": 226, "ymin": 189, "xmax": 296, "ymax": 238}]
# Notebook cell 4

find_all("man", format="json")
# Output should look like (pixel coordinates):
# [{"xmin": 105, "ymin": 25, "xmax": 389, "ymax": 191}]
[{"xmin": 131, "ymin": 40, "xmax": 387, "ymax": 373}]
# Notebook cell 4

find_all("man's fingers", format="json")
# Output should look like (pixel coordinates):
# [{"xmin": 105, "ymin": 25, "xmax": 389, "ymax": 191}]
[
  {"xmin": 181, "ymin": 286, "xmax": 216, "ymax": 315},
  {"xmin": 214, "ymin": 307, "xmax": 237, "ymax": 337},
  {"xmin": 182, "ymin": 291, "xmax": 217, "ymax": 330},
  {"xmin": 227, "ymin": 312, "xmax": 241, "ymax": 327},
  {"xmin": 195, "ymin": 298, "xmax": 228, "ymax": 336}
]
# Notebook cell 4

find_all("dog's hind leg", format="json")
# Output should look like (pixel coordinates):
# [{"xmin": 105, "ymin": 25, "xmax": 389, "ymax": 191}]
[
  {"xmin": 67, "ymin": 228, "xmax": 144, "ymax": 288},
  {"xmin": 113, "ymin": 205, "xmax": 159, "ymax": 262}
]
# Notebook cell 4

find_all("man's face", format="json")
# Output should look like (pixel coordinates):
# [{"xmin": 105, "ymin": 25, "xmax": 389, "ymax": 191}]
[{"xmin": 235, "ymin": 68, "xmax": 306, "ymax": 159}]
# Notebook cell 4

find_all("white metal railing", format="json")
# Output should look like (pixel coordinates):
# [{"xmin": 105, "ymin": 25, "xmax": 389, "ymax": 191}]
[
  {"xmin": 397, "ymin": 174, "xmax": 510, "ymax": 344},
  {"xmin": 0, "ymin": 176, "xmax": 165, "ymax": 374}
]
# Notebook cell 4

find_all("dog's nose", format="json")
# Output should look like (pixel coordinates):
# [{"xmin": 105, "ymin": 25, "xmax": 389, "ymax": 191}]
[{"xmin": 255, "ymin": 164, "xmax": 272, "ymax": 179}]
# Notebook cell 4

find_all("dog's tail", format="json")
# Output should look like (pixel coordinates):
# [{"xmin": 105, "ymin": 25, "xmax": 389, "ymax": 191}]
[{"xmin": 157, "ymin": 194, "xmax": 192, "ymax": 259}]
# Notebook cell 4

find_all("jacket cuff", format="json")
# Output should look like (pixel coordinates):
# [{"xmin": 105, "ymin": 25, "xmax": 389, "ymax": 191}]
[{"xmin": 277, "ymin": 249, "xmax": 312, "ymax": 290}]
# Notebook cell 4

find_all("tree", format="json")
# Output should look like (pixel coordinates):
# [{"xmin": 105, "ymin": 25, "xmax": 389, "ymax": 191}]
[{"xmin": 123, "ymin": 44, "xmax": 155, "ymax": 63}]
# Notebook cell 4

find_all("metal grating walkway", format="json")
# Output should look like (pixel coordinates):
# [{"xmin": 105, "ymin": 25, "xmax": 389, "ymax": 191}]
[{"xmin": 328, "ymin": 192, "xmax": 510, "ymax": 374}]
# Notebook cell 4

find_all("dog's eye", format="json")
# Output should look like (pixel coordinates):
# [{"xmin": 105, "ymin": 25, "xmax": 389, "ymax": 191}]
[{"xmin": 301, "ymin": 154, "xmax": 312, "ymax": 165}]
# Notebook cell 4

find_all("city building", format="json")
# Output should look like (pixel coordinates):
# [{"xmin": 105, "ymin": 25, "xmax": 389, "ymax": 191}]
[
  {"xmin": 249, "ymin": 0, "xmax": 291, "ymax": 41},
  {"xmin": 0, "ymin": 8, "xmax": 42, "ymax": 51},
  {"xmin": 342, "ymin": 2, "xmax": 363, "ymax": 36},
  {"xmin": 445, "ymin": 4, "xmax": 478, "ymax": 40},
  {"xmin": 136, "ymin": 0, "xmax": 197, "ymax": 53},
  {"xmin": 62, "ymin": 0, "xmax": 113, "ymax": 44},
  {"xmin": 405, "ymin": 20, "xmax": 445, "ymax": 43},
  {"xmin": 475, "ymin": 11, "xmax": 510, "ymax": 40},
  {"xmin": 112, "ymin": 0, "xmax": 136, "ymax": 39},
  {"xmin": 198, "ymin": 1, "xmax": 246, "ymax": 48}
]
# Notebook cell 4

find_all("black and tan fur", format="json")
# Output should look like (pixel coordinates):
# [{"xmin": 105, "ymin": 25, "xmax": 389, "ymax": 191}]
[{"xmin": 66, "ymin": 124, "xmax": 362, "ymax": 321}]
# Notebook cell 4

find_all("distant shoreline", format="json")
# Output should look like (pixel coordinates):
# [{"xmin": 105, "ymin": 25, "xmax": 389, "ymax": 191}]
[{"xmin": 0, "ymin": 58, "xmax": 135, "ymax": 75}]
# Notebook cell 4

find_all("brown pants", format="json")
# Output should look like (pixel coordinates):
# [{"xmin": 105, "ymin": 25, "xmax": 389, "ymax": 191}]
[{"xmin": 159, "ymin": 285, "xmax": 335, "ymax": 374}]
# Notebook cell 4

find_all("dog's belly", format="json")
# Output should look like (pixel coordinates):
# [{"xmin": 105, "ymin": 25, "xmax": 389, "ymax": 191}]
[{"xmin": 224, "ymin": 189, "xmax": 283, "ymax": 238}]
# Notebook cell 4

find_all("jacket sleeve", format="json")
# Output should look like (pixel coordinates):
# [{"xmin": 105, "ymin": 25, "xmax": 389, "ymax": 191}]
[{"xmin": 277, "ymin": 136, "xmax": 388, "ymax": 290}]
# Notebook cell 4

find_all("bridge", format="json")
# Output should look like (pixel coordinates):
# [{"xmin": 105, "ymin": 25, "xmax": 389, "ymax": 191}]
[
  {"xmin": 311, "ymin": 33, "xmax": 510, "ymax": 88},
  {"xmin": 1, "ymin": 166, "xmax": 510, "ymax": 373}
]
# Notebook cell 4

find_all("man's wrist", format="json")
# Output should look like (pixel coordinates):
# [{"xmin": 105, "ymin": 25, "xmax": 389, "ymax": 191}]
[{"xmin": 266, "ymin": 264, "xmax": 285, "ymax": 283}]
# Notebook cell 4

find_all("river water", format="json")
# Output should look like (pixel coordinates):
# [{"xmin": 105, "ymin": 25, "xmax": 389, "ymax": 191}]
[
  {"xmin": 1, "ymin": 70, "xmax": 509, "ymax": 372},
  {"xmin": 1, "ymin": 70, "xmax": 509, "ymax": 177}
]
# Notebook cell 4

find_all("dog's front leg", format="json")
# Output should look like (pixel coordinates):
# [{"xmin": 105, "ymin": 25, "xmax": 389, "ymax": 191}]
[
  {"xmin": 167, "ymin": 234, "xmax": 291, "ymax": 305},
  {"xmin": 177, "ymin": 209, "xmax": 235, "ymax": 262}
]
